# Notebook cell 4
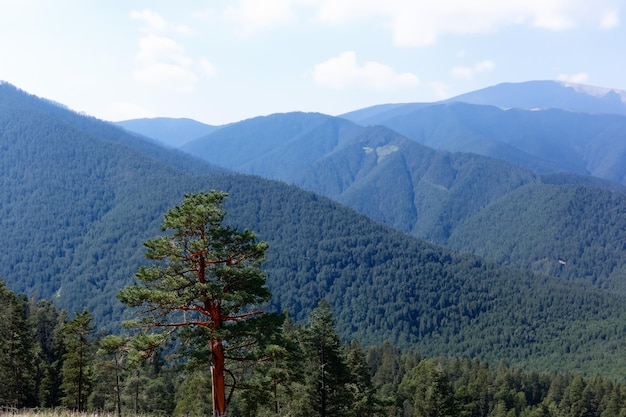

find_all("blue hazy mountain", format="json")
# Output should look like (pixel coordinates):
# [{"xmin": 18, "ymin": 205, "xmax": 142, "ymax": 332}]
[
  {"xmin": 115, "ymin": 117, "xmax": 221, "ymax": 148},
  {"xmin": 342, "ymin": 80, "xmax": 626, "ymax": 125},
  {"xmin": 444, "ymin": 80, "xmax": 626, "ymax": 115},
  {"xmin": 182, "ymin": 110, "xmax": 626, "ymax": 290},
  {"xmin": 340, "ymin": 81, "xmax": 626, "ymax": 185}
]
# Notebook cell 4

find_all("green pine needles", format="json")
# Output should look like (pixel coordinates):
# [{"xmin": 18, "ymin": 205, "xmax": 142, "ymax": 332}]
[{"xmin": 118, "ymin": 191, "xmax": 278, "ymax": 417}]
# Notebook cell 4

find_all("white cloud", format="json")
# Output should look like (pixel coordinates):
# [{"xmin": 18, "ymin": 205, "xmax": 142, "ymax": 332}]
[
  {"xmin": 129, "ymin": 9, "xmax": 218, "ymax": 92},
  {"xmin": 451, "ymin": 60, "xmax": 495, "ymax": 80},
  {"xmin": 311, "ymin": 0, "xmax": 619, "ymax": 47},
  {"xmin": 135, "ymin": 34, "xmax": 191, "ymax": 67},
  {"xmin": 312, "ymin": 51, "xmax": 419, "ymax": 91},
  {"xmin": 223, "ymin": 0, "xmax": 298, "ymax": 35},
  {"xmin": 600, "ymin": 10, "xmax": 620, "ymax": 29},
  {"xmin": 133, "ymin": 34, "xmax": 197, "ymax": 91},
  {"xmin": 557, "ymin": 72, "xmax": 589, "ymax": 84},
  {"xmin": 133, "ymin": 63, "xmax": 198, "ymax": 91},
  {"xmin": 130, "ymin": 9, "xmax": 191, "ymax": 35},
  {"xmin": 199, "ymin": 58, "xmax": 218, "ymax": 77}
]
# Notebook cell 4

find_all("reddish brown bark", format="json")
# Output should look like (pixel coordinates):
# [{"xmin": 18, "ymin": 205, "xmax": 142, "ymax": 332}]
[{"xmin": 211, "ymin": 338, "xmax": 227, "ymax": 416}]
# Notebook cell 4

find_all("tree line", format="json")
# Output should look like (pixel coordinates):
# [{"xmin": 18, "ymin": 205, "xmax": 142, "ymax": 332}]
[{"xmin": 3, "ymin": 281, "xmax": 626, "ymax": 416}]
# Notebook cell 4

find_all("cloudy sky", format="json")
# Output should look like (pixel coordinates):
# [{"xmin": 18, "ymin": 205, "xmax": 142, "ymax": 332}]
[{"xmin": 0, "ymin": 0, "xmax": 623, "ymax": 125}]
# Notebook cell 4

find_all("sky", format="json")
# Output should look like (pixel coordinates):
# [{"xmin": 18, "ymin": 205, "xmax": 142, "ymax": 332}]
[{"xmin": 0, "ymin": 0, "xmax": 624, "ymax": 125}]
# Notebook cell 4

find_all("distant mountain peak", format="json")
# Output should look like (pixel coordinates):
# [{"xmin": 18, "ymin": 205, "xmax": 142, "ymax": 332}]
[
  {"xmin": 556, "ymin": 80, "xmax": 626, "ymax": 103},
  {"xmin": 441, "ymin": 80, "xmax": 626, "ymax": 116}
]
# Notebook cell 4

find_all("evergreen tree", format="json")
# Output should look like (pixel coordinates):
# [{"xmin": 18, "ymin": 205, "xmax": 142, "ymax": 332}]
[
  {"xmin": 398, "ymin": 359, "xmax": 457, "ymax": 417},
  {"xmin": 91, "ymin": 335, "xmax": 128, "ymax": 416},
  {"xmin": 31, "ymin": 300, "xmax": 66, "ymax": 408},
  {"xmin": 118, "ymin": 191, "xmax": 279, "ymax": 417},
  {"xmin": 60, "ymin": 309, "xmax": 95, "ymax": 412},
  {"xmin": 344, "ymin": 340, "xmax": 381, "ymax": 416},
  {"xmin": 300, "ymin": 299, "xmax": 352, "ymax": 417},
  {"xmin": 174, "ymin": 369, "xmax": 215, "ymax": 417},
  {"xmin": 0, "ymin": 280, "xmax": 37, "ymax": 408}
]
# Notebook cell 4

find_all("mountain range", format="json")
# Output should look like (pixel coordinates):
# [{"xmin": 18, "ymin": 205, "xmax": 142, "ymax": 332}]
[
  {"xmin": 2, "ymin": 80, "xmax": 626, "ymax": 378},
  {"xmin": 165, "ymin": 84, "xmax": 626, "ymax": 289}
]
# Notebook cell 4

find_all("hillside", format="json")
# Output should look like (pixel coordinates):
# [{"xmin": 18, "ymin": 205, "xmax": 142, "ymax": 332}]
[
  {"xmin": 182, "ymin": 111, "xmax": 366, "ymax": 179},
  {"xmin": 3, "ymin": 82, "xmax": 626, "ymax": 378}
]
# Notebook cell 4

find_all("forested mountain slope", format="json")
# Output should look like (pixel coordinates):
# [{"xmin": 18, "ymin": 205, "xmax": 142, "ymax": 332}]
[
  {"xmin": 181, "ymin": 111, "xmax": 626, "ymax": 290},
  {"xmin": 2, "ymin": 83, "xmax": 626, "ymax": 378},
  {"xmin": 448, "ymin": 183, "xmax": 626, "ymax": 290},
  {"xmin": 214, "ymin": 175, "xmax": 626, "ymax": 380},
  {"xmin": 0, "ymin": 82, "xmax": 224, "ymax": 176},
  {"xmin": 182, "ymin": 111, "xmax": 366, "ymax": 179}
]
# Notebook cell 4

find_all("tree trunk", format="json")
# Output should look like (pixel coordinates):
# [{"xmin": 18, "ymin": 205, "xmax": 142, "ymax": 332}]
[{"xmin": 211, "ymin": 338, "xmax": 227, "ymax": 417}]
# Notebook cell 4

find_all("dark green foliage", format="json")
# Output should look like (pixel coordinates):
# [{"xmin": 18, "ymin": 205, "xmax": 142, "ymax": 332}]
[
  {"xmin": 232, "ymin": 316, "xmax": 305, "ymax": 417},
  {"xmin": 3, "ymin": 278, "xmax": 626, "ymax": 416},
  {"xmin": 173, "ymin": 369, "xmax": 214, "ymax": 417},
  {"xmin": 31, "ymin": 300, "xmax": 67, "ymax": 408},
  {"xmin": 60, "ymin": 310, "xmax": 95, "ymax": 411},
  {"xmin": 398, "ymin": 359, "xmax": 458, "ymax": 417},
  {"xmin": 90, "ymin": 335, "xmax": 128, "ymax": 416},
  {"xmin": 299, "ymin": 300, "xmax": 352, "ymax": 417},
  {"xmin": 344, "ymin": 341, "xmax": 380, "ymax": 416},
  {"xmin": 0, "ymin": 280, "xmax": 38, "ymax": 407},
  {"xmin": 232, "ymin": 299, "xmax": 382, "ymax": 417}
]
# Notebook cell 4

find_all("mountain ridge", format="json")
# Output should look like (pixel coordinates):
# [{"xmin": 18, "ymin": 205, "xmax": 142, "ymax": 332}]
[{"xmin": 340, "ymin": 80, "xmax": 626, "ymax": 125}]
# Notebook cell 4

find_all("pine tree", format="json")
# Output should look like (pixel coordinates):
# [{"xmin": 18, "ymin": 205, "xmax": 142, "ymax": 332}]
[
  {"xmin": 0, "ymin": 280, "xmax": 37, "ymax": 408},
  {"xmin": 344, "ymin": 340, "xmax": 380, "ymax": 416},
  {"xmin": 118, "ymin": 191, "xmax": 279, "ymax": 417},
  {"xmin": 60, "ymin": 309, "xmax": 95, "ymax": 412},
  {"xmin": 300, "ymin": 299, "xmax": 351, "ymax": 417},
  {"xmin": 31, "ymin": 299, "xmax": 66, "ymax": 408},
  {"xmin": 91, "ymin": 335, "xmax": 127, "ymax": 416}
]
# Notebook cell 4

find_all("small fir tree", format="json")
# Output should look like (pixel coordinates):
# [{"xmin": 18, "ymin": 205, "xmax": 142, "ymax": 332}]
[{"xmin": 60, "ymin": 309, "xmax": 95, "ymax": 412}]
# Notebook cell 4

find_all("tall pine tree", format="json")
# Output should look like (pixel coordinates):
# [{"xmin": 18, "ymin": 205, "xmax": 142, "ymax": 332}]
[{"xmin": 118, "ymin": 191, "xmax": 279, "ymax": 417}]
